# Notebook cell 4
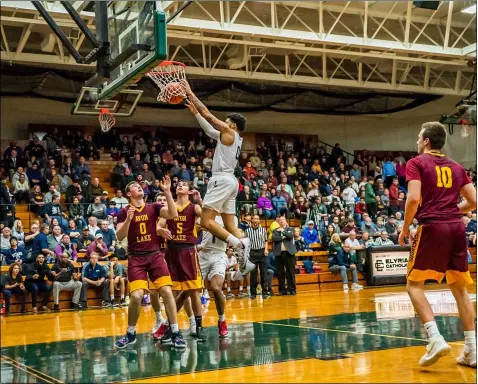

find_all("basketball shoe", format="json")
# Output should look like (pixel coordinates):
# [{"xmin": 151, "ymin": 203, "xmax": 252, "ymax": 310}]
[
  {"xmin": 419, "ymin": 335, "xmax": 451, "ymax": 366},
  {"xmin": 235, "ymin": 238, "xmax": 254, "ymax": 273},
  {"xmin": 114, "ymin": 332, "xmax": 137, "ymax": 349},
  {"xmin": 218, "ymin": 320, "xmax": 228, "ymax": 338},
  {"xmin": 153, "ymin": 323, "xmax": 169, "ymax": 341},
  {"xmin": 457, "ymin": 348, "xmax": 477, "ymax": 367}
]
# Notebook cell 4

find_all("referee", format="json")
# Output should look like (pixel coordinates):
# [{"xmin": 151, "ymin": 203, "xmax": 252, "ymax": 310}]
[{"xmin": 245, "ymin": 215, "xmax": 269, "ymax": 299}]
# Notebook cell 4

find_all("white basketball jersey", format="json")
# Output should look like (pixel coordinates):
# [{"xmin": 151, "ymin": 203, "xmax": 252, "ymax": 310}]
[
  {"xmin": 212, "ymin": 131, "xmax": 243, "ymax": 174},
  {"xmin": 200, "ymin": 216, "xmax": 237, "ymax": 253}
]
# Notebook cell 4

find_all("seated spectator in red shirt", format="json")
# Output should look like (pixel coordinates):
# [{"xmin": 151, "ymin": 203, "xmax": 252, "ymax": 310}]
[
  {"xmin": 86, "ymin": 233, "xmax": 109, "ymax": 260},
  {"xmin": 341, "ymin": 218, "xmax": 359, "ymax": 234},
  {"xmin": 243, "ymin": 162, "xmax": 257, "ymax": 180}
]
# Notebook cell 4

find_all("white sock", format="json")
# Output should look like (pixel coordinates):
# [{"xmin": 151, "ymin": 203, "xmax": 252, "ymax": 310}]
[
  {"xmin": 171, "ymin": 323, "xmax": 179, "ymax": 333},
  {"xmin": 155, "ymin": 311, "xmax": 164, "ymax": 324},
  {"xmin": 121, "ymin": 294, "xmax": 124, "ymax": 299},
  {"xmin": 424, "ymin": 321, "xmax": 440, "ymax": 339},
  {"xmin": 239, "ymin": 286, "xmax": 243, "ymax": 291},
  {"xmin": 227, "ymin": 234, "xmax": 241, "ymax": 247},
  {"xmin": 464, "ymin": 330, "xmax": 476, "ymax": 350},
  {"xmin": 110, "ymin": 295, "xmax": 114, "ymax": 301},
  {"xmin": 127, "ymin": 325, "xmax": 136, "ymax": 334},
  {"xmin": 227, "ymin": 287, "xmax": 231, "ymax": 292},
  {"xmin": 247, "ymin": 286, "xmax": 250, "ymax": 294},
  {"xmin": 189, "ymin": 315, "xmax": 196, "ymax": 326},
  {"xmin": 218, "ymin": 314, "xmax": 225, "ymax": 322}
]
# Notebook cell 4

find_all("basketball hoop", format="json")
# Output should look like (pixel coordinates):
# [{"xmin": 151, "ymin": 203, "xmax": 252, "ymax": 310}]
[
  {"xmin": 99, "ymin": 108, "xmax": 116, "ymax": 132},
  {"xmin": 460, "ymin": 119, "xmax": 473, "ymax": 138},
  {"xmin": 147, "ymin": 61, "xmax": 187, "ymax": 102}
]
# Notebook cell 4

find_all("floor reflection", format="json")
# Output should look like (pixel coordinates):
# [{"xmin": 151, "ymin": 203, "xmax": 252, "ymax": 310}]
[{"xmin": 1, "ymin": 312, "xmax": 468, "ymax": 383}]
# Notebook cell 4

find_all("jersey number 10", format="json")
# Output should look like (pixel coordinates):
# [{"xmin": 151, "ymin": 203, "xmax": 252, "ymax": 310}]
[{"xmin": 435, "ymin": 166, "xmax": 452, "ymax": 188}]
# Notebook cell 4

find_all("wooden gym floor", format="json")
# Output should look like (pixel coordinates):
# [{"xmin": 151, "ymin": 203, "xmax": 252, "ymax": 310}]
[{"xmin": 1, "ymin": 283, "xmax": 476, "ymax": 383}]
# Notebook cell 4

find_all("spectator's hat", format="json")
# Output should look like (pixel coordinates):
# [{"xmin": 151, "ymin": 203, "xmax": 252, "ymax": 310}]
[
  {"xmin": 307, "ymin": 220, "xmax": 314, "ymax": 225},
  {"xmin": 102, "ymin": 190, "xmax": 108, "ymax": 195},
  {"xmin": 82, "ymin": 227, "xmax": 89, "ymax": 231},
  {"xmin": 95, "ymin": 233, "xmax": 103, "ymax": 239}
]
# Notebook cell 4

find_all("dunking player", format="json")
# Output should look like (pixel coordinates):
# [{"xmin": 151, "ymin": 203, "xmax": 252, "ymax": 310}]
[
  {"xmin": 197, "ymin": 215, "xmax": 239, "ymax": 338},
  {"xmin": 399, "ymin": 122, "xmax": 477, "ymax": 367},
  {"xmin": 157, "ymin": 181, "xmax": 207, "ymax": 342},
  {"xmin": 182, "ymin": 80, "xmax": 255, "ymax": 274},
  {"xmin": 114, "ymin": 178, "xmax": 186, "ymax": 349},
  {"xmin": 152, "ymin": 193, "xmax": 197, "ymax": 340}
]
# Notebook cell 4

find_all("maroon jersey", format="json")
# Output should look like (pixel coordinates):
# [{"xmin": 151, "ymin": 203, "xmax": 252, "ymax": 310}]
[
  {"xmin": 406, "ymin": 152, "xmax": 471, "ymax": 223},
  {"xmin": 117, "ymin": 203, "xmax": 164, "ymax": 255},
  {"xmin": 167, "ymin": 202, "xmax": 198, "ymax": 244}
]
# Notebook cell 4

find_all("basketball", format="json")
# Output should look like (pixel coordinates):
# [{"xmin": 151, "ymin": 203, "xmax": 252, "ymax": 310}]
[{"xmin": 165, "ymin": 82, "xmax": 184, "ymax": 104}]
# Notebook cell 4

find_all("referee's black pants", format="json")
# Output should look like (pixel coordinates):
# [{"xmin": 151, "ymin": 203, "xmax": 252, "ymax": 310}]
[
  {"xmin": 276, "ymin": 251, "xmax": 296, "ymax": 294},
  {"xmin": 250, "ymin": 249, "xmax": 267, "ymax": 296}
]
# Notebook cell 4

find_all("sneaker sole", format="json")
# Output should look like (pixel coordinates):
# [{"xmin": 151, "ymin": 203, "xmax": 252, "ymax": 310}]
[
  {"xmin": 219, "ymin": 333, "xmax": 229, "ymax": 339},
  {"xmin": 419, "ymin": 345, "xmax": 451, "ymax": 366},
  {"xmin": 173, "ymin": 343, "xmax": 187, "ymax": 349},
  {"xmin": 114, "ymin": 338, "xmax": 136, "ymax": 349},
  {"xmin": 457, "ymin": 357, "xmax": 477, "ymax": 367}
]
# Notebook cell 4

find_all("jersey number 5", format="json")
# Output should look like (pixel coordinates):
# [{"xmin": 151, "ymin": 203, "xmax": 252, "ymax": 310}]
[
  {"xmin": 435, "ymin": 166, "xmax": 452, "ymax": 188},
  {"xmin": 177, "ymin": 223, "xmax": 183, "ymax": 234}
]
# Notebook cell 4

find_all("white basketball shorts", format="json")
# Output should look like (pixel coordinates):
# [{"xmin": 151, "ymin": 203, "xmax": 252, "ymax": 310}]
[
  {"xmin": 199, "ymin": 250, "xmax": 228, "ymax": 281},
  {"xmin": 202, "ymin": 173, "xmax": 238, "ymax": 215}
]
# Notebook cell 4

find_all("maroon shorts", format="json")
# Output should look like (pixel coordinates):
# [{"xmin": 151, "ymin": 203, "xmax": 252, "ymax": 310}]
[
  {"xmin": 407, "ymin": 222, "xmax": 472, "ymax": 284},
  {"xmin": 165, "ymin": 245, "xmax": 203, "ymax": 291},
  {"xmin": 127, "ymin": 252, "xmax": 172, "ymax": 293}
]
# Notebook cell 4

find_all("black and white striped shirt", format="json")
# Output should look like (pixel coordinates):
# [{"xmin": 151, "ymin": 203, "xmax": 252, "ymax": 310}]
[{"xmin": 245, "ymin": 225, "xmax": 268, "ymax": 250}]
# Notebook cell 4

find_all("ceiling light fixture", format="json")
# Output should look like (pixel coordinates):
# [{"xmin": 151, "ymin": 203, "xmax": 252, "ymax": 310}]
[{"xmin": 461, "ymin": 4, "xmax": 477, "ymax": 14}]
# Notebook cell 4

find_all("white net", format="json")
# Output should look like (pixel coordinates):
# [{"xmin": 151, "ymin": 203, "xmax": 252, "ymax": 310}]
[
  {"xmin": 461, "ymin": 120, "xmax": 473, "ymax": 138},
  {"xmin": 147, "ymin": 61, "xmax": 187, "ymax": 102},
  {"xmin": 98, "ymin": 109, "xmax": 116, "ymax": 132}
]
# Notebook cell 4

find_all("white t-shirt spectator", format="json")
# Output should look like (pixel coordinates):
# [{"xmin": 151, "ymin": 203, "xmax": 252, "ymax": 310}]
[{"xmin": 342, "ymin": 187, "xmax": 357, "ymax": 204}]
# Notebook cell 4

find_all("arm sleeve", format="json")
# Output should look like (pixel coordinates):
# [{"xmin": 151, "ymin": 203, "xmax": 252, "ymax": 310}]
[
  {"xmin": 195, "ymin": 114, "xmax": 220, "ymax": 141},
  {"xmin": 406, "ymin": 158, "xmax": 421, "ymax": 182}
]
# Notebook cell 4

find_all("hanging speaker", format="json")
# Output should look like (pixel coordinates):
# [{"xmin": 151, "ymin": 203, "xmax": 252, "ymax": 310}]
[{"xmin": 413, "ymin": 1, "xmax": 440, "ymax": 10}]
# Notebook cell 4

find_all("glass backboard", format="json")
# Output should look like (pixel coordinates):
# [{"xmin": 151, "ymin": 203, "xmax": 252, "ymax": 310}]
[{"xmin": 99, "ymin": 1, "xmax": 167, "ymax": 100}]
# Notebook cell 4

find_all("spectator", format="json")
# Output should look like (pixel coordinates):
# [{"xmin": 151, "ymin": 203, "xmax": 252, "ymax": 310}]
[
  {"xmin": 69, "ymin": 196, "xmax": 87, "ymax": 228},
  {"xmin": 87, "ymin": 196, "xmax": 107, "ymax": 220},
  {"xmin": 344, "ymin": 230, "xmax": 363, "ymax": 260},
  {"xmin": 342, "ymin": 181, "xmax": 357, "ymax": 215},
  {"xmin": 78, "ymin": 227, "xmax": 94, "ymax": 252},
  {"xmin": 106, "ymin": 200, "xmax": 119, "ymax": 219},
  {"xmin": 257, "ymin": 190, "xmax": 276, "ymax": 220},
  {"xmin": 54, "ymin": 168, "xmax": 71, "ymax": 194},
  {"xmin": 389, "ymin": 178, "xmax": 400, "ymax": 215},
  {"xmin": 44, "ymin": 194, "xmax": 68, "ymax": 230},
  {"xmin": 2, "ymin": 262, "xmax": 27, "ymax": 314},
  {"xmin": 130, "ymin": 153, "xmax": 143, "ymax": 175},
  {"xmin": 5, "ymin": 237, "xmax": 27, "ymax": 265},
  {"xmin": 86, "ymin": 233, "xmax": 109, "ymax": 260},
  {"xmin": 238, "ymin": 185, "xmax": 256, "ymax": 215},
  {"xmin": 80, "ymin": 252, "xmax": 109, "ymax": 308},
  {"xmin": 111, "ymin": 190, "xmax": 129, "ymax": 209},
  {"xmin": 238, "ymin": 214, "xmax": 251, "ymax": 231},
  {"xmin": 66, "ymin": 219, "xmax": 81, "ymax": 246},
  {"xmin": 1, "ymin": 227, "xmax": 12, "ymax": 258},
  {"xmin": 55, "ymin": 234, "xmax": 77, "ymax": 261},
  {"xmin": 385, "ymin": 216, "xmax": 398, "ymax": 237},
  {"xmin": 81, "ymin": 135, "xmax": 100, "ymax": 160},
  {"xmin": 89, "ymin": 177, "xmax": 103, "ymax": 200},
  {"xmin": 12, "ymin": 220, "xmax": 25, "ymax": 247},
  {"xmin": 140, "ymin": 163, "xmax": 155, "ymax": 184},
  {"xmin": 365, "ymin": 177, "xmax": 377, "ymax": 219},
  {"xmin": 374, "ymin": 231, "xmax": 395, "ymax": 246},
  {"xmin": 409, "ymin": 218, "xmax": 419, "ymax": 232},
  {"xmin": 301, "ymin": 221, "xmax": 319, "ymax": 248},
  {"xmin": 51, "ymin": 253, "xmax": 82, "ymax": 311},
  {"xmin": 341, "ymin": 218, "xmax": 358, "ymax": 234},
  {"xmin": 24, "ymin": 253, "xmax": 53, "ymax": 313},
  {"xmin": 44, "ymin": 185, "xmax": 59, "ymax": 205},
  {"xmin": 356, "ymin": 227, "xmax": 371, "ymax": 244},
  {"xmin": 328, "ymin": 242, "xmax": 363, "ymax": 292},
  {"xmin": 382, "ymin": 157, "xmax": 396, "ymax": 187},
  {"xmin": 47, "ymin": 225, "xmax": 63, "ymax": 261},
  {"xmin": 96, "ymin": 220, "xmax": 117, "ymax": 252},
  {"xmin": 272, "ymin": 190, "xmax": 288, "ymax": 216},
  {"xmin": 11, "ymin": 166, "xmax": 28, "ymax": 186},
  {"xmin": 361, "ymin": 216, "xmax": 377, "ymax": 236},
  {"xmin": 13, "ymin": 173, "xmax": 30, "ymax": 203},
  {"xmin": 44, "ymin": 159, "xmax": 58, "ymax": 185},
  {"xmin": 29, "ymin": 185, "xmax": 45, "ymax": 215},
  {"xmin": 375, "ymin": 217, "xmax": 387, "ymax": 233},
  {"xmin": 30, "ymin": 224, "xmax": 52, "ymax": 262},
  {"xmin": 26, "ymin": 163, "xmax": 42, "ymax": 189},
  {"xmin": 105, "ymin": 254, "xmax": 127, "ymax": 306},
  {"xmin": 272, "ymin": 216, "xmax": 297, "ymax": 296},
  {"xmin": 74, "ymin": 156, "xmax": 90, "ymax": 177},
  {"xmin": 293, "ymin": 228, "xmax": 307, "ymax": 253},
  {"xmin": 6, "ymin": 149, "xmax": 23, "ymax": 180},
  {"xmin": 121, "ymin": 168, "xmax": 134, "ymax": 192}
]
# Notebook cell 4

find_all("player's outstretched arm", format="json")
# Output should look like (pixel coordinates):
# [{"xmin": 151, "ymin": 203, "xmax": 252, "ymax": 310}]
[
  {"xmin": 182, "ymin": 80, "xmax": 230, "ymax": 133},
  {"xmin": 159, "ymin": 176, "xmax": 178, "ymax": 219},
  {"xmin": 458, "ymin": 183, "xmax": 477, "ymax": 214},
  {"xmin": 185, "ymin": 100, "xmax": 220, "ymax": 141}
]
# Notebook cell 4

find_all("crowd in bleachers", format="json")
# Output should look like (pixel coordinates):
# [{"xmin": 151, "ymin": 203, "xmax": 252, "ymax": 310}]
[{"xmin": 0, "ymin": 127, "xmax": 476, "ymax": 312}]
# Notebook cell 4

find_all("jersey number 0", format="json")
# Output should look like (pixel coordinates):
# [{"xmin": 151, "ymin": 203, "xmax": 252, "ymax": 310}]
[{"xmin": 435, "ymin": 166, "xmax": 452, "ymax": 188}]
